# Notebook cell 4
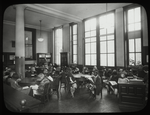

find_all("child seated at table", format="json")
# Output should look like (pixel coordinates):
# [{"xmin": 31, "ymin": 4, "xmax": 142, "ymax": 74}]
[
  {"xmin": 25, "ymin": 66, "xmax": 37, "ymax": 78},
  {"xmin": 30, "ymin": 68, "xmax": 53, "ymax": 97},
  {"xmin": 66, "ymin": 68, "xmax": 77, "ymax": 98},
  {"xmin": 118, "ymin": 72, "xmax": 129, "ymax": 83},
  {"xmin": 82, "ymin": 66, "xmax": 89, "ymax": 74},
  {"xmin": 107, "ymin": 70, "xmax": 118, "ymax": 95},
  {"xmin": 6, "ymin": 70, "xmax": 32, "ymax": 95},
  {"xmin": 72, "ymin": 66, "xmax": 80, "ymax": 74}
]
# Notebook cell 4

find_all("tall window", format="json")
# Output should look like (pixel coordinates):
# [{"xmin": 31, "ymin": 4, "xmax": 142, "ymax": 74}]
[
  {"xmin": 25, "ymin": 28, "xmax": 36, "ymax": 60},
  {"xmin": 84, "ymin": 18, "xmax": 97, "ymax": 65},
  {"xmin": 70, "ymin": 24, "xmax": 78, "ymax": 64},
  {"xmin": 54, "ymin": 27, "xmax": 62, "ymax": 65},
  {"xmin": 99, "ymin": 13, "xmax": 115, "ymax": 66},
  {"xmin": 126, "ymin": 6, "xmax": 142, "ymax": 65}
]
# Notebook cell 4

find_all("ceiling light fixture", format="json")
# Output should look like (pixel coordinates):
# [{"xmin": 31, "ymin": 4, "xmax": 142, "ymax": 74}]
[{"xmin": 38, "ymin": 20, "xmax": 44, "ymax": 42}]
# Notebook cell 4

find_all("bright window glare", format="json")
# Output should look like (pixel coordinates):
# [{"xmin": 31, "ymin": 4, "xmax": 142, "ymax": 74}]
[
  {"xmin": 85, "ymin": 18, "xmax": 96, "ymax": 65},
  {"xmin": 100, "ymin": 54, "xmax": 106, "ymax": 66},
  {"xmin": 128, "ymin": 7, "xmax": 141, "ymax": 32},
  {"xmin": 55, "ymin": 28, "xmax": 62, "ymax": 65}
]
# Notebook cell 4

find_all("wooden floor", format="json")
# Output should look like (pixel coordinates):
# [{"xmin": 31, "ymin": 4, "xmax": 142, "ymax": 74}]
[{"xmin": 29, "ymin": 87, "xmax": 122, "ymax": 113}]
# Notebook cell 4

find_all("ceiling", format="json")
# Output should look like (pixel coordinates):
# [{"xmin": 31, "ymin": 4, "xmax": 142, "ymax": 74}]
[{"xmin": 3, "ymin": 3, "xmax": 132, "ymax": 31}]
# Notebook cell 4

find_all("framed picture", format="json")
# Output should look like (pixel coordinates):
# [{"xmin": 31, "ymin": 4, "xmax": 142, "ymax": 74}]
[{"xmin": 9, "ymin": 55, "xmax": 15, "ymax": 60}]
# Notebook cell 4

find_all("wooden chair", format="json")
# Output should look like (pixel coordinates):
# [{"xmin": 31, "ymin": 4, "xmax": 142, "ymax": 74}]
[
  {"xmin": 49, "ymin": 77, "xmax": 60, "ymax": 99},
  {"xmin": 34, "ymin": 83, "xmax": 50, "ymax": 103},
  {"xmin": 59, "ymin": 73, "xmax": 68, "ymax": 94}
]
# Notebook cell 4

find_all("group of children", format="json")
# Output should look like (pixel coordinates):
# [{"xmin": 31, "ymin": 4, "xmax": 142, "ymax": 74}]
[{"xmin": 3, "ymin": 64, "xmax": 148, "ymax": 100}]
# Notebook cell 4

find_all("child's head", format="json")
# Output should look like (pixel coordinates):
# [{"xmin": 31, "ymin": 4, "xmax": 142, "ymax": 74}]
[
  {"xmin": 43, "ymin": 68, "xmax": 48, "ymax": 74},
  {"xmin": 120, "ymin": 73, "xmax": 125, "ymax": 78},
  {"xmin": 31, "ymin": 66, "xmax": 36, "ymax": 72}
]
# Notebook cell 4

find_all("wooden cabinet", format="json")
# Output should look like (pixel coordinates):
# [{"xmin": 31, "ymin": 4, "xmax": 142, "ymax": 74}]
[
  {"xmin": 36, "ymin": 53, "xmax": 52, "ymax": 66},
  {"xmin": 118, "ymin": 82, "xmax": 146, "ymax": 111},
  {"xmin": 60, "ymin": 52, "xmax": 68, "ymax": 67}
]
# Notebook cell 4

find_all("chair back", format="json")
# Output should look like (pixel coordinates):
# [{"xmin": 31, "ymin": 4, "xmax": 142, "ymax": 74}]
[
  {"xmin": 50, "ymin": 77, "xmax": 60, "ymax": 90},
  {"xmin": 43, "ymin": 82, "xmax": 50, "ymax": 96}
]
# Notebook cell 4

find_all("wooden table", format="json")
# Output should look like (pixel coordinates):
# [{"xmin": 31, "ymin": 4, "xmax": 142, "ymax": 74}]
[
  {"xmin": 18, "ymin": 77, "xmax": 38, "ymax": 87},
  {"xmin": 73, "ymin": 73, "xmax": 93, "ymax": 82},
  {"xmin": 72, "ymin": 73, "xmax": 94, "ymax": 89},
  {"xmin": 3, "ymin": 84, "xmax": 41, "ymax": 112}
]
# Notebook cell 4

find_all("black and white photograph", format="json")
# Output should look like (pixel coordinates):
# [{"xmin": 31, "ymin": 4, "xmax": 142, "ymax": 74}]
[{"xmin": 2, "ymin": 3, "xmax": 149, "ymax": 113}]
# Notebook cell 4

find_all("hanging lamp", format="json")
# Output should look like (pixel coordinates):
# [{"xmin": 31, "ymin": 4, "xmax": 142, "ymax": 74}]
[{"xmin": 38, "ymin": 20, "xmax": 44, "ymax": 42}]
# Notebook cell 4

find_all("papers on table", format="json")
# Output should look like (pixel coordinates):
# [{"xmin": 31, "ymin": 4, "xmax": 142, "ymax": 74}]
[
  {"xmin": 30, "ymin": 84, "xmax": 38, "ymax": 90},
  {"xmin": 109, "ymin": 81, "xmax": 117, "ymax": 86},
  {"xmin": 22, "ymin": 86, "xmax": 29, "ymax": 89},
  {"xmin": 47, "ymin": 76, "xmax": 53, "ymax": 82},
  {"xmin": 73, "ymin": 73, "xmax": 94, "ymax": 83},
  {"xmin": 129, "ymin": 78, "xmax": 143, "ymax": 82}
]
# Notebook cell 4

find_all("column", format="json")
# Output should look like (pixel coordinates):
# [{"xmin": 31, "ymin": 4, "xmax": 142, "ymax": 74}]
[
  {"xmin": 15, "ymin": 5, "xmax": 25, "ymax": 79},
  {"xmin": 115, "ymin": 8, "xmax": 124, "ymax": 67}
]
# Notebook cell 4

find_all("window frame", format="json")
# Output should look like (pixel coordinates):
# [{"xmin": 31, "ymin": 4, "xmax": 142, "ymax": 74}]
[
  {"xmin": 24, "ymin": 27, "xmax": 36, "ymax": 60},
  {"xmin": 84, "ymin": 17, "xmax": 97, "ymax": 66},
  {"xmin": 70, "ymin": 23, "xmax": 78, "ymax": 64},
  {"xmin": 98, "ymin": 11, "xmax": 116, "ymax": 67},
  {"xmin": 124, "ymin": 4, "xmax": 143, "ymax": 66},
  {"xmin": 53, "ymin": 26, "xmax": 63, "ymax": 65},
  {"xmin": 83, "ymin": 10, "xmax": 116, "ymax": 67}
]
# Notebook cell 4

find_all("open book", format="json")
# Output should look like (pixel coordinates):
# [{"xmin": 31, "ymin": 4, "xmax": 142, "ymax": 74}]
[
  {"xmin": 22, "ymin": 86, "xmax": 29, "ymax": 89},
  {"xmin": 109, "ymin": 81, "xmax": 117, "ymax": 86}
]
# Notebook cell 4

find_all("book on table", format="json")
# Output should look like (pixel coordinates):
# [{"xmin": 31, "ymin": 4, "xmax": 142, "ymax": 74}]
[{"xmin": 109, "ymin": 81, "xmax": 117, "ymax": 86}]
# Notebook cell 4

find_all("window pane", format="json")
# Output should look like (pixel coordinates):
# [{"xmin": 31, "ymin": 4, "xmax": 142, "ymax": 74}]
[
  {"xmin": 108, "ymin": 54, "xmax": 114, "ymax": 66},
  {"xmin": 107, "ymin": 27, "xmax": 114, "ymax": 34},
  {"xmin": 107, "ymin": 35, "xmax": 114, "ymax": 40},
  {"xmin": 91, "ymin": 30, "xmax": 96, "ymax": 36},
  {"xmin": 55, "ymin": 28, "xmax": 62, "ymax": 65},
  {"xmin": 136, "ymin": 53, "xmax": 141, "ymax": 65},
  {"xmin": 128, "ymin": 9, "xmax": 134, "ymax": 24},
  {"xmin": 85, "ymin": 55, "xmax": 90, "ymax": 65},
  {"xmin": 85, "ymin": 43, "xmax": 90, "ymax": 54},
  {"xmin": 90, "ymin": 18, "xmax": 96, "ymax": 30},
  {"xmin": 128, "ymin": 24, "xmax": 134, "ymax": 31},
  {"xmin": 100, "ymin": 41, "xmax": 106, "ymax": 53},
  {"xmin": 107, "ymin": 13, "xmax": 114, "ymax": 27},
  {"xmin": 100, "ymin": 28, "xmax": 106, "ymax": 35},
  {"xmin": 100, "ymin": 54, "xmax": 106, "ymax": 66},
  {"xmin": 73, "ymin": 25, "xmax": 77, "ymax": 34},
  {"xmin": 25, "ymin": 46, "xmax": 32, "ymax": 58},
  {"xmin": 135, "ymin": 7, "xmax": 141, "ymax": 22},
  {"xmin": 73, "ymin": 54, "xmax": 77, "ymax": 64},
  {"xmin": 99, "ymin": 15, "xmax": 106, "ymax": 28},
  {"xmin": 85, "ymin": 20, "xmax": 90, "ymax": 31},
  {"xmin": 91, "ymin": 54, "xmax": 96, "ymax": 65},
  {"xmin": 129, "ymin": 39, "xmax": 134, "ymax": 52},
  {"xmin": 129, "ymin": 53, "xmax": 135, "ymax": 65},
  {"xmin": 25, "ymin": 31, "xmax": 32, "ymax": 44},
  {"xmin": 91, "ymin": 37, "xmax": 96, "ymax": 42},
  {"xmin": 73, "ymin": 35, "xmax": 77, "ymax": 41},
  {"xmin": 91, "ymin": 42, "xmax": 96, "ymax": 53},
  {"xmin": 85, "ymin": 32, "xmax": 90, "ymax": 37},
  {"xmin": 100, "ymin": 36, "xmax": 106, "ymax": 41},
  {"xmin": 73, "ymin": 40, "xmax": 77, "ymax": 45},
  {"xmin": 135, "ymin": 22, "xmax": 141, "ymax": 31},
  {"xmin": 108, "ymin": 40, "xmax": 114, "ymax": 53},
  {"xmin": 73, "ymin": 45, "xmax": 77, "ymax": 54},
  {"xmin": 135, "ymin": 38, "xmax": 141, "ymax": 52},
  {"xmin": 85, "ymin": 38, "xmax": 90, "ymax": 43}
]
